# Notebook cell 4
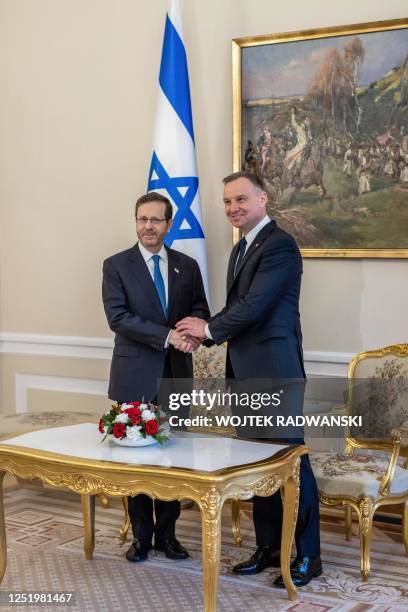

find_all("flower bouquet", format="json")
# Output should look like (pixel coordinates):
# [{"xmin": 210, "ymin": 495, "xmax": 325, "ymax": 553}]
[{"xmin": 98, "ymin": 401, "xmax": 169, "ymax": 447}]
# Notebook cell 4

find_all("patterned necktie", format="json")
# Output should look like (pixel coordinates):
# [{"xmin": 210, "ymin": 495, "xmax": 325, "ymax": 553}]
[
  {"xmin": 152, "ymin": 255, "xmax": 167, "ymax": 316},
  {"xmin": 234, "ymin": 237, "xmax": 247, "ymax": 277}
]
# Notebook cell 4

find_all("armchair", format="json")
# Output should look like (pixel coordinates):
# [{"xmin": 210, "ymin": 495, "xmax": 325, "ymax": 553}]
[{"xmin": 310, "ymin": 344, "xmax": 408, "ymax": 581}]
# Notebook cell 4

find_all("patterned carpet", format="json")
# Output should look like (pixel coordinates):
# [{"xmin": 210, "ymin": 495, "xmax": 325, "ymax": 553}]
[{"xmin": 1, "ymin": 483, "xmax": 408, "ymax": 611}]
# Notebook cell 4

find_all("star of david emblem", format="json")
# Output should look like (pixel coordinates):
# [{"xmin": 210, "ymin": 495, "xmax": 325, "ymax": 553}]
[{"xmin": 147, "ymin": 152, "xmax": 204, "ymax": 247}]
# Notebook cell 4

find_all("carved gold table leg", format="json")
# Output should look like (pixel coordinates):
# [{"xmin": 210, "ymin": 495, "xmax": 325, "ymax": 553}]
[
  {"xmin": 81, "ymin": 494, "xmax": 96, "ymax": 561},
  {"xmin": 345, "ymin": 505, "xmax": 352, "ymax": 541},
  {"xmin": 98, "ymin": 493, "xmax": 109, "ymax": 509},
  {"xmin": 231, "ymin": 499, "xmax": 242, "ymax": 546},
  {"xmin": 119, "ymin": 496, "xmax": 131, "ymax": 543},
  {"xmin": 0, "ymin": 472, "xmax": 7, "ymax": 584},
  {"xmin": 200, "ymin": 488, "xmax": 222, "ymax": 612},
  {"xmin": 280, "ymin": 460, "xmax": 300, "ymax": 602}
]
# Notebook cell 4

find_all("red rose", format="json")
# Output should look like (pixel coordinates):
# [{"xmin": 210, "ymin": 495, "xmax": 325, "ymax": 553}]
[
  {"xmin": 124, "ymin": 407, "xmax": 141, "ymax": 418},
  {"xmin": 123, "ymin": 407, "xmax": 142, "ymax": 425},
  {"xmin": 145, "ymin": 419, "xmax": 158, "ymax": 436},
  {"xmin": 113, "ymin": 423, "xmax": 126, "ymax": 438},
  {"xmin": 130, "ymin": 401, "xmax": 141, "ymax": 407},
  {"xmin": 98, "ymin": 418, "xmax": 105, "ymax": 433}
]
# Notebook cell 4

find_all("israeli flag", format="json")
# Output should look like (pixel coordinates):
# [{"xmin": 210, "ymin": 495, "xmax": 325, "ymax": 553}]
[{"xmin": 147, "ymin": 0, "xmax": 209, "ymax": 300}]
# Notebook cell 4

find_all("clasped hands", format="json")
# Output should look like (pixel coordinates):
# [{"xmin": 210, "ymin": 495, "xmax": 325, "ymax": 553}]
[{"xmin": 168, "ymin": 317, "xmax": 207, "ymax": 353}]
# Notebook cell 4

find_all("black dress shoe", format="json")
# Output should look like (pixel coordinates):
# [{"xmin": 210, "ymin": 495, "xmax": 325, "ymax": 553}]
[
  {"xmin": 154, "ymin": 538, "xmax": 189, "ymax": 560},
  {"xmin": 274, "ymin": 556, "xmax": 322, "ymax": 587},
  {"xmin": 125, "ymin": 539, "xmax": 151, "ymax": 563},
  {"xmin": 232, "ymin": 546, "xmax": 281, "ymax": 575}
]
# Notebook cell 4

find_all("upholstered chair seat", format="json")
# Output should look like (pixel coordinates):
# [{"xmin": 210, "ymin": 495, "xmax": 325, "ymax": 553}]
[{"xmin": 310, "ymin": 452, "xmax": 408, "ymax": 498}]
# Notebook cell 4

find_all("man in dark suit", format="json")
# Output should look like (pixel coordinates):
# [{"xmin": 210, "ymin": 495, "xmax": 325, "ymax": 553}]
[
  {"xmin": 102, "ymin": 191, "xmax": 209, "ymax": 564},
  {"xmin": 176, "ymin": 171, "xmax": 322, "ymax": 587}
]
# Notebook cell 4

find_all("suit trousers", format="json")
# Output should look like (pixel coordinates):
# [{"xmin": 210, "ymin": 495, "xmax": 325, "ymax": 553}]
[
  {"xmin": 253, "ymin": 438, "xmax": 321, "ymax": 557},
  {"xmin": 127, "ymin": 354, "xmax": 181, "ymax": 545},
  {"xmin": 232, "ymin": 378, "xmax": 321, "ymax": 558}
]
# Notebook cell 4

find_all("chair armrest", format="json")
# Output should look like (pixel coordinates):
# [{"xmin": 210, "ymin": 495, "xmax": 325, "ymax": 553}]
[
  {"xmin": 378, "ymin": 428, "xmax": 403, "ymax": 496},
  {"xmin": 394, "ymin": 426, "xmax": 408, "ymax": 469}
]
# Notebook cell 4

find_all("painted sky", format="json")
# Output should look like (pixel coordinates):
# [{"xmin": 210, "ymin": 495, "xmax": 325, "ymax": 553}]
[{"xmin": 242, "ymin": 28, "xmax": 408, "ymax": 100}]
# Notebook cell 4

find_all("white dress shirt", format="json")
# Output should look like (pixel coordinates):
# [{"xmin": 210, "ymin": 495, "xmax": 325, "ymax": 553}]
[
  {"xmin": 138, "ymin": 241, "xmax": 171, "ymax": 347},
  {"xmin": 138, "ymin": 241, "xmax": 169, "ymax": 303},
  {"xmin": 241, "ymin": 215, "xmax": 271, "ymax": 254},
  {"xmin": 205, "ymin": 215, "xmax": 271, "ymax": 340}
]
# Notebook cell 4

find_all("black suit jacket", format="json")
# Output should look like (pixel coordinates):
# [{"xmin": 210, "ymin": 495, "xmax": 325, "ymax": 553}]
[
  {"xmin": 102, "ymin": 243, "xmax": 209, "ymax": 403},
  {"xmin": 208, "ymin": 220, "xmax": 306, "ymax": 380}
]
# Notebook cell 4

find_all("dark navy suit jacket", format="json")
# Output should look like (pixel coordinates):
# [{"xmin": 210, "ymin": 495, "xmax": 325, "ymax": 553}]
[
  {"xmin": 102, "ymin": 243, "xmax": 209, "ymax": 403},
  {"xmin": 208, "ymin": 220, "xmax": 306, "ymax": 380}
]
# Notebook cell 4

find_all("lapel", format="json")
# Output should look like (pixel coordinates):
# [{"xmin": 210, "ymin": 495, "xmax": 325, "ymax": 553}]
[
  {"xmin": 227, "ymin": 220, "xmax": 276, "ymax": 296},
  {"xmin": 166, "ymin": 247, "xmax": 181, "ymax": 318},
  {"xmin": 128, "ymin": 243, "xmax": 167, "ymax": 321},
  {"xmin": 227, "ymin": 242, "xmax": 240, "ymax": 294}
]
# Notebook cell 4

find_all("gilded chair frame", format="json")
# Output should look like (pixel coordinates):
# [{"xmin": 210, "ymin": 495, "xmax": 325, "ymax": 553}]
[{"xmin": 318, "ymin": 344, "xmax": 408, "ymax": 581}]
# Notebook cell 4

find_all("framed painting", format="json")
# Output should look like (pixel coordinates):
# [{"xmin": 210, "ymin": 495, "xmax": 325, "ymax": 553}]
[{"xmin": 232, "ymin": 18, "xmax": 408, "ymax": 257}]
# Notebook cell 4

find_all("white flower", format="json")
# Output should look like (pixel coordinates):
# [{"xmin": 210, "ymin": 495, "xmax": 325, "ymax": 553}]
[
  {"xmin": 115, "ymin": 412, "xmax": 129, "ymax": 424},
  {"xmin": 126, "ymin": 425, "xmax": 142, "ymax": 440},
  {"xmin": 140, "ymin": 403, "xmax": 149, "ymax": 411},
  {"xmin": 120, "ymin": 403, "xmax": 133, "ymax": 410},
  {"xmin": 141, "ymin": 409, "xmax": 156, "ymax": 421}
]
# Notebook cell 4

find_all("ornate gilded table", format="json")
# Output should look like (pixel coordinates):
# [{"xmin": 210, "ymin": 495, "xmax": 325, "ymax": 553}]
[{"xmin": 0, "ymin": 423, "xmax": 306, "ymax": 611}]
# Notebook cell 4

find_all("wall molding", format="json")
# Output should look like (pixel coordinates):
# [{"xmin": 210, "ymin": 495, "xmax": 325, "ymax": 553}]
[
  {"xmin": 0, "ymin": 333, "xmax": 114, "ymax": 360},
  {"xmin": 0, "ymin": 333, "xmax": 352, "ymax": 376},
  {"xmin": 304, "ymin": 350, "xmax": 353, "ymax": 377},
  {"xmin": 15, "ymin": 373, "xmax": 108, "ymax": 413}
]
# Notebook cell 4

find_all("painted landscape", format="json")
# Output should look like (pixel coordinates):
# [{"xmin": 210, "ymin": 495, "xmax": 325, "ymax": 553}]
[{"xmin": 241, "ymin": 27, "xmax": 408, "ymax": 251}]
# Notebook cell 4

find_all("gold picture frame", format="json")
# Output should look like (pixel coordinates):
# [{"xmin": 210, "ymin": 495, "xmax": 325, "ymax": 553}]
[{"xmin": 232, "ymin": 18, "xmax": 408, "ymax": 257}]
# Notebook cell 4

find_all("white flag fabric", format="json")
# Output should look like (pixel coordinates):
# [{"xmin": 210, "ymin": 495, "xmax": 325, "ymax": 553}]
[{"xmin": 147, "ymin": 0, "xmax": 209, "ymax": 300}]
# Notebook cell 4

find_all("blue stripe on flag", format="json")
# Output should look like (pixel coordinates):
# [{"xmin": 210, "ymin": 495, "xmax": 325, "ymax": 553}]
[
  {"xmin": 148, "ymin": 152, "xmax": 203, "ymax": 247},
  {"xmin": 159, "ymin": 15, "xmax": 195, "ymax": 143}
]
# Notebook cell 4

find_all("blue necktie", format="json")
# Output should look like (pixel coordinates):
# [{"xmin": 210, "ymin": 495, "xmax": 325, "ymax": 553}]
[
  {"xmin": 152, "ymin": 255, "xmax": 167, "ymax": 316},
  {"xmin": 234, "ymin": 237, "xmax": 247, "ymax": 276}
]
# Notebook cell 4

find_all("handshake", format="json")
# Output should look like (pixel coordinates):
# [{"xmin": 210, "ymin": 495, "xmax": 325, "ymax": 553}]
[{"xmin": 168, "ymin": 317, "xmax": 207, "ymax": 354}]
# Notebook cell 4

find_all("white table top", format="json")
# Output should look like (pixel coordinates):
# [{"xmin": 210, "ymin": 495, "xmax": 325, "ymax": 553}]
[{"xmin": 0, "ymin": 423, "xmax": 287, "ymax": 473}]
